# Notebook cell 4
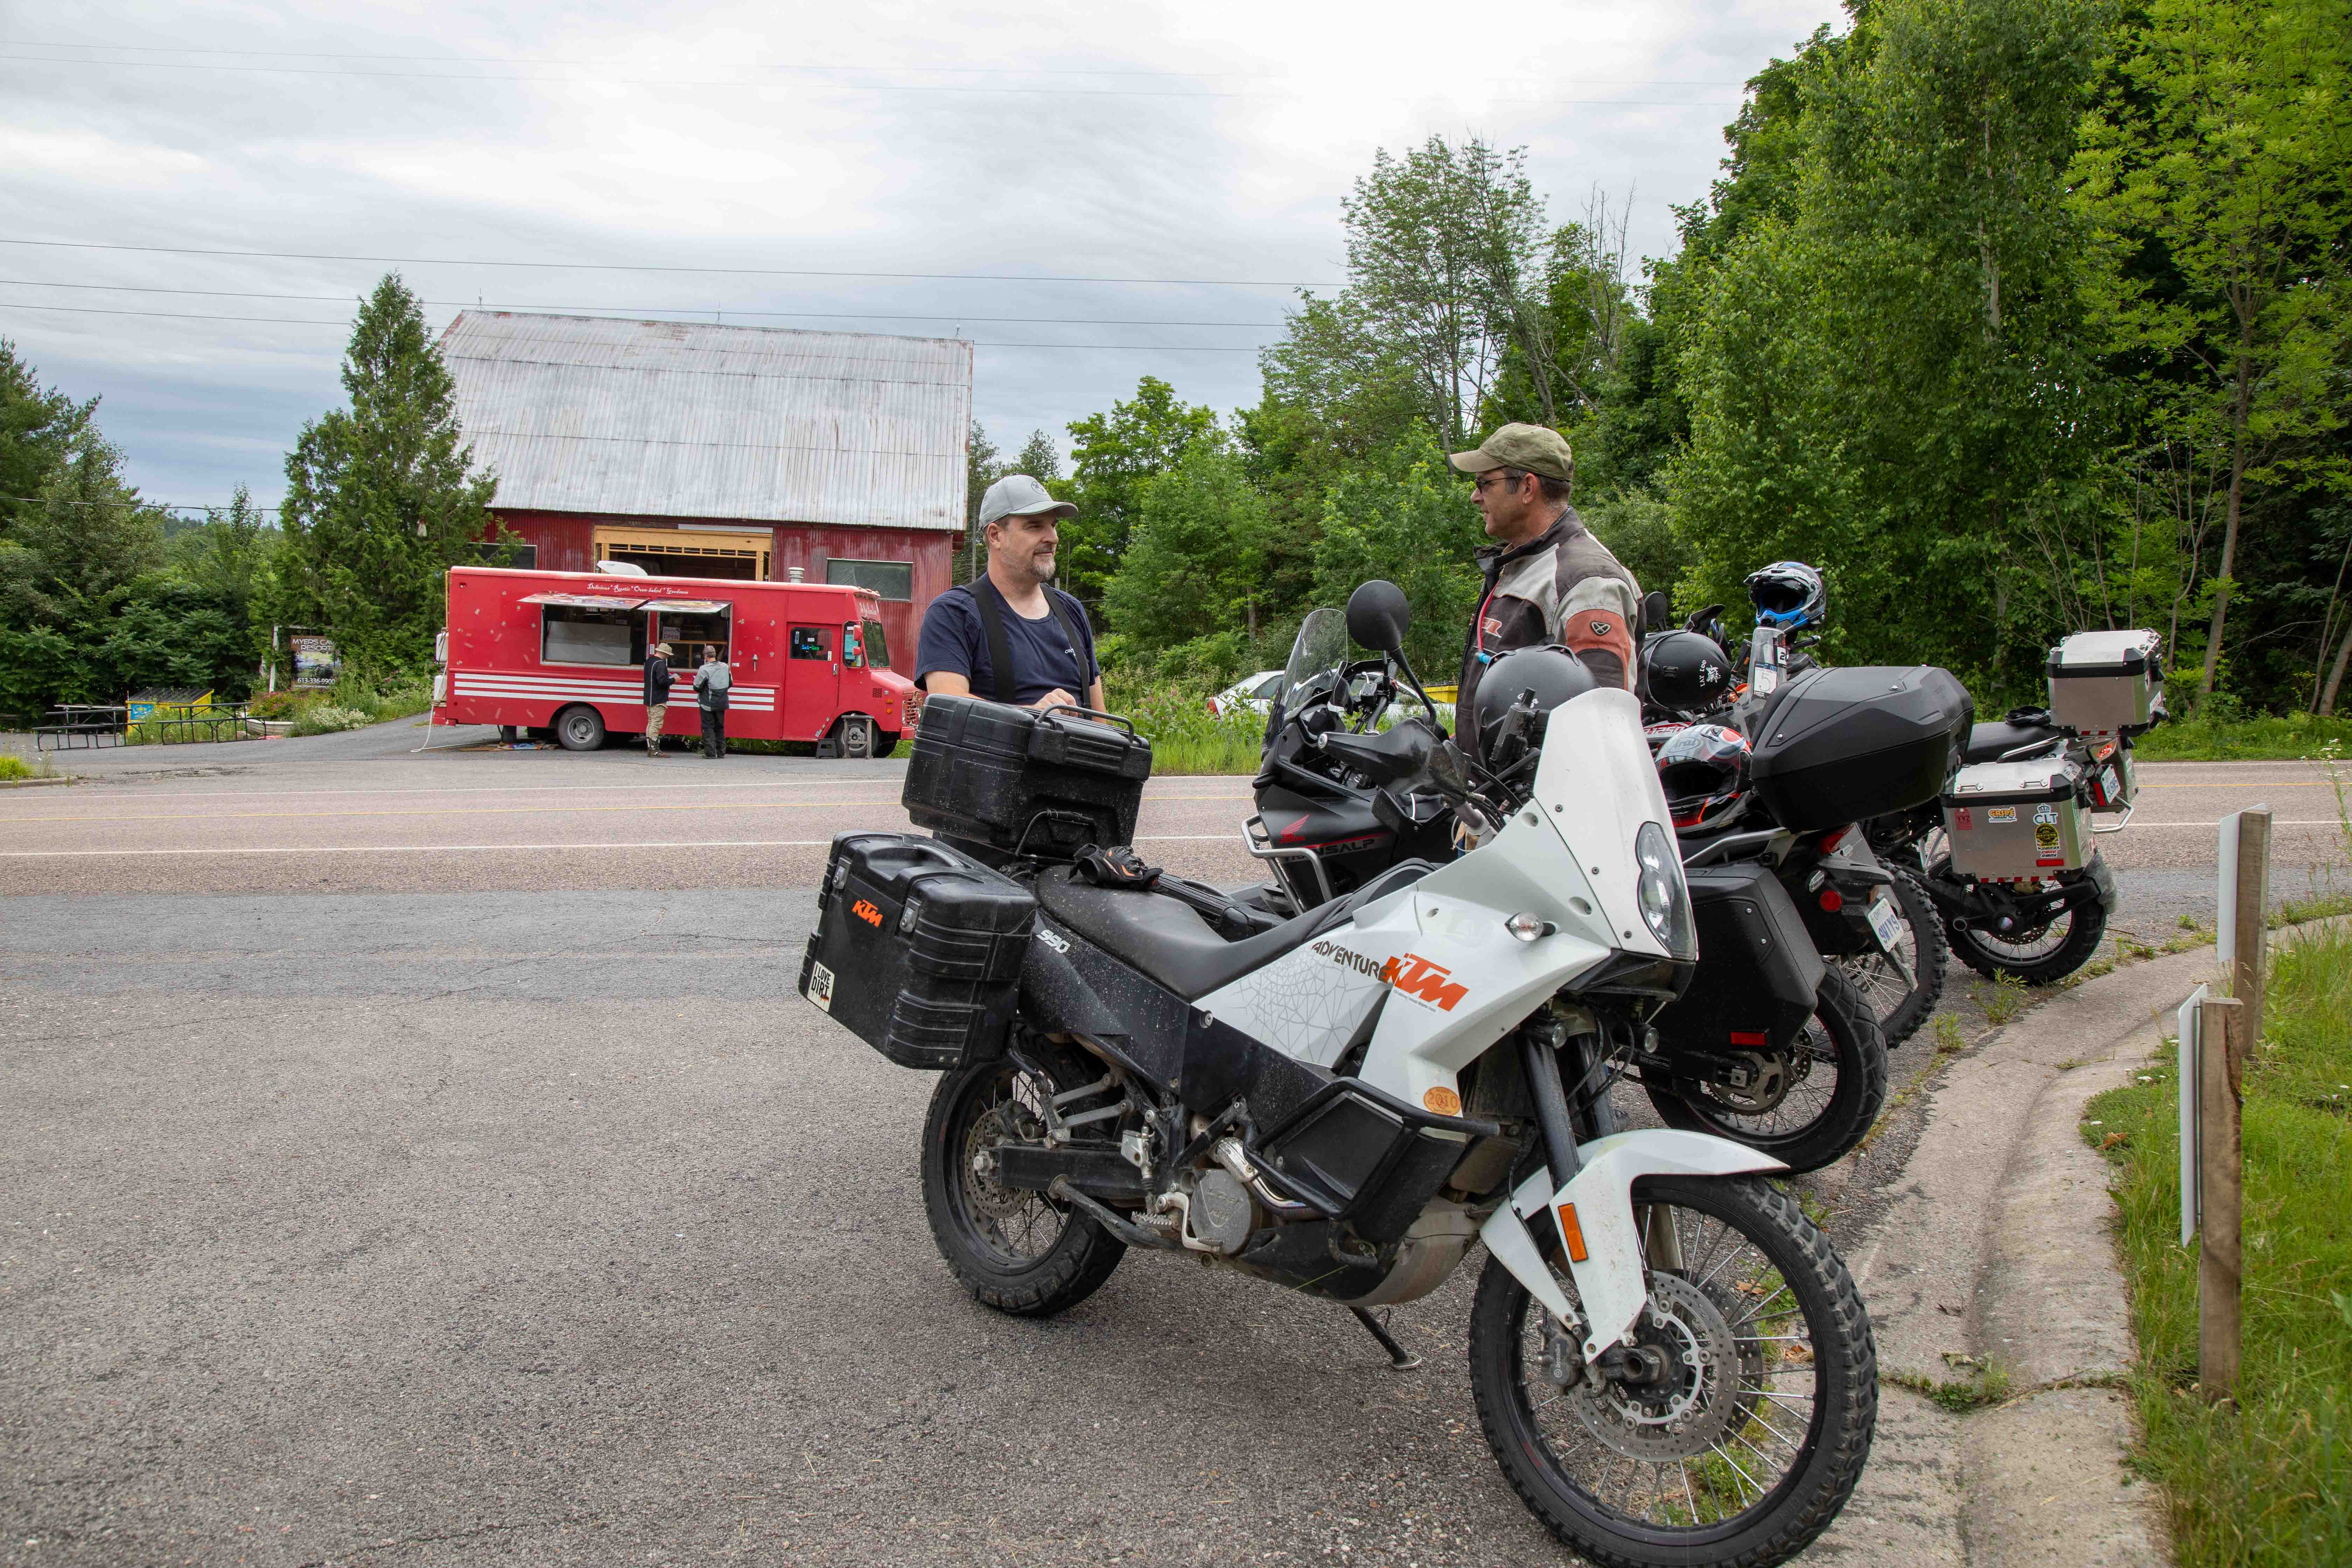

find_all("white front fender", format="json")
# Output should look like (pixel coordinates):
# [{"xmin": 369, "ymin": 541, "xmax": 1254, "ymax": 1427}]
[{"xmin": 1475, "ymin": 1129, "xmax": 1786, "ymax": 1358}]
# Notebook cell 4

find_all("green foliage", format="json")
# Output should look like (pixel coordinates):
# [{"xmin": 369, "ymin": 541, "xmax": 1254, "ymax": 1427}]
[
  {"xmin": 1102, "ymin": 442, "xmax": 1269, "ymax": 653},
  {"xmin": 2133, "ymin": 710, "xmax": 2352, "ymax": 760},
  {"xmin": 1100, "ymin": 669, "xmax": 1266, "ymax": 775},
  {"xmin": 0, "ymin": 339, "xmax": 94, "ymax": 532},
  {"xmin": 1059, "ymin": 376, "xmax": 1220, "ymax": 603},
  {"xmin": 2089, "ymin": 924, "xmax": 2352, "ymax": 1564},
  {"xmin": 281, "ymin": 274, "xmax": 500, "ymax": 671},
  {"xmin": 1311, "ymin": 431, "xmax": 1488, "ymax": 680}
]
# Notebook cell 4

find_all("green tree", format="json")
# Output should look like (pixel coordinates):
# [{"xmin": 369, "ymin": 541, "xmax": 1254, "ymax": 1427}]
[
  {"xmin": 0, "ymin": 426, "xmax": 170, "ymax": 714},
  {"xmin": 961, "ymin": 419, "xmax": 1003, "ymax": 584},
  {"xmin": 1311, "ymin": 432, "xmax": 1490, "ymax": 679},
  {"xmin": 1101, "ymin": 441, "xmax": 1269, "ymax": 660},
  {"xmin": 1013, "ymin": 429, "xmax": 1061, "ymax": 482},
  {"xmin": 282, "ymin": 274, "xmax": 499, "ymax": 669},
  {"xmin": 2072, "ymin": 0, "xmax": 2352, "ymax": 695},
  {"xmin": 1672, "ymin": 0, "xmax": 2112, "ymax": 695},
  {"xmin": 0, "ymin": 341, "xmax": 93, "ymax": 535},
  {"xmin": 1060, "ymin": 376, "xmax": 1219, "ymax": 603}
]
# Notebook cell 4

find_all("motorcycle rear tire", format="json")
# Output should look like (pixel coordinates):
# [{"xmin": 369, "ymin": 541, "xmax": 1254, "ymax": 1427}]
[
  {"xmin": 920, "ymin": 1043, "xmax": 1127, "ymax": 1317},
  {"xmin": 1841, "ymin": 867, "xmax": 1947, "ymax": 1048},
  {"xmin": 1644, "ymin": 969, "xmax": 1888, "ymax": 1174},
  {"xmin": 1468, "ymin": 1175, "xmax": 1877, "ymax": 1568},
  {"xmin": 1948, "ymin": 894, "xmax": 2108, "ymax": 987}
]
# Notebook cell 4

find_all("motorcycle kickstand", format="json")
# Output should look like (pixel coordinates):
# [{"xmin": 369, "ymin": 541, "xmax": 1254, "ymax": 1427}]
[{"xmin": 1349, "ymin": 1306, "xmax": 1422, "ymax": 1371}]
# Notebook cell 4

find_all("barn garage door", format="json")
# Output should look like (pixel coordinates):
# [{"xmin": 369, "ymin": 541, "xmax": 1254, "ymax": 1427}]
[{"xmin": 594, "ymin": 525, "xmax": 770, "ymax": 581}]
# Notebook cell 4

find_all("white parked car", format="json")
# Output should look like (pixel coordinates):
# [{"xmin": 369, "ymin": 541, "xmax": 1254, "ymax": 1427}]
[{"xmin": 1207, "ymin": 669, "xmax": 1285, "ymax": 718}]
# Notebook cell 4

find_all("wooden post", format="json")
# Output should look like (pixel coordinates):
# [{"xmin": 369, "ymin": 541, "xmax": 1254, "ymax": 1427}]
[
  {"xmin": 2198, "ymin": 994, "xmax": 2245, "ymax": 1405},
  {"xmin": 2230, "ymin": 807, "xmax": 2272, "ymax": 1056}
]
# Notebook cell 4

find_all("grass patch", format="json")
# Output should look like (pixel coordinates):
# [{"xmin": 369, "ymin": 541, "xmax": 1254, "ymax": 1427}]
[
  {"xmin": 2134, "ymin": 712, "xmax": 2352, "ymax": 762},
  {"xmin": 246, "ymin": 672, "xmax": 433, "ymax": 737},
  {"xmin": 1102, "ymin": 674, "xmax": 1266, "ymax": 776},
  {"xmin": 0, "ymin": 752, "xmax": 51, "ymax": 781},
  {"xmin": 1979, "ymin": 973, "xmax": 2030, "ymax": 1025},
  {"xmin": 2086, "ymin": 922, "xmax": 2352, "ymax": 1564}
]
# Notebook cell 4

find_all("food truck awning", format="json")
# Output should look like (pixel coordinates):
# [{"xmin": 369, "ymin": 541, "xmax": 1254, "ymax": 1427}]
[
  {"xmin": 516, "ymin": 592, "xmax": 649, "ymax": 610},
  {"xmin": 655, "ymin": 600, "xmax": 733, "ymax": 615}
]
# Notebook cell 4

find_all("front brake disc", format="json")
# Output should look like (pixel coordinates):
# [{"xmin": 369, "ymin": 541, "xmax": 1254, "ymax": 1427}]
[{"xmin": 1568, "ymin": 1273, "xmax": 1744, "ymax": 1461}]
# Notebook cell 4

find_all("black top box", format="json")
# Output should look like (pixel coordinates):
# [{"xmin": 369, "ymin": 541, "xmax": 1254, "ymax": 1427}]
[
  {"xmin": 903, "ymin": 694, "xmax": 1152, "ymax": 861},
  {"xmin": 1748, "ymin": 665, "xmax": 1973, "ymax": 833}
]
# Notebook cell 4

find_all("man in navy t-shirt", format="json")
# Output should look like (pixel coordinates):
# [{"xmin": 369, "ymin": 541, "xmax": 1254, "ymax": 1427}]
[{"xmin": 916, "ymin": 474, "xmax": 1106, "ymax": 711}]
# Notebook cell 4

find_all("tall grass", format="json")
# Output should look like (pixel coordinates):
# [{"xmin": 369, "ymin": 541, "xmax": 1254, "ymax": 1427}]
[
  {"xmin": 2135, "ymin": 711, "xmax": 2352, "ymax": 761},
  {"xmin": 2086, "ymin": 923, "xmax": 2352, "ymax": 1564},
  {"xmin": 1101, "ymin": 673, "xmax": 1265, "ymax": 775}
]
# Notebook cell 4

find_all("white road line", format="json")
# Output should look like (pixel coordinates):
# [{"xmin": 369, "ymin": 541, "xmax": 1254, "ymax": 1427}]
[{"xmin": 0, "ymin": 833, "xmax": 1247, "ymax": 858}]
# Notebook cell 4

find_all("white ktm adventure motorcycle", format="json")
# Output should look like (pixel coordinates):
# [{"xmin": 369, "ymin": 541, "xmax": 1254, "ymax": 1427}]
[{"xmin": 816, "ymin": 583, "xmax": 1876, "ymax": 1568}]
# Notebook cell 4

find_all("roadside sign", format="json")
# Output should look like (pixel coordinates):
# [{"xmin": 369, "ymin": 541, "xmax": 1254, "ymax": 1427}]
[{"xmin": 290, "ymin": 636, "xmax": 340, "ymax": 688}]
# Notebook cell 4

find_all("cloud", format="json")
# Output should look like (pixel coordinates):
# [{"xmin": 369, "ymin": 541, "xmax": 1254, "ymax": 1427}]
[{"xmin": 0, "ymin": 0, "xmax": 1844, "ymax": 508}]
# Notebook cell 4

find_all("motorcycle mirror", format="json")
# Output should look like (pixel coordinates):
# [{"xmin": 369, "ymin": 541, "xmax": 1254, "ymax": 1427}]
[{"xmin": 1345, "ymin": 580, "xmax": 1411, "ymax": 658}]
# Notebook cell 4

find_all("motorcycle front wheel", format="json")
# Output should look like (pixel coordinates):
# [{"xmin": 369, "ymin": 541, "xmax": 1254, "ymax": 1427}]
[
  {"xmin": 920, "ymin": 1043, "xmax": 1126, "ymax": 1316},
  {"xmin": 1469, "ymin": 1175, "xmax": 1876, "ymax": 1568},
  {"xmin": 1644, "ymin": 969, "xmax": 1889, "ymax": 1173}
]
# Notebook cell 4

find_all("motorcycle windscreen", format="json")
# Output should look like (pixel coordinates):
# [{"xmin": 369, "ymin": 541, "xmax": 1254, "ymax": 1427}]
[{"xmin": 1277, "ymin": 607, "xmax": 1350, "ymax": 722}]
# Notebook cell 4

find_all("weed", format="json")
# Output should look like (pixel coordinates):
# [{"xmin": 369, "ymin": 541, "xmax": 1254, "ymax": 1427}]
[
  {"xmin": 1980, "ymin": 974, "xmax": 2030, "ymax": 1026},
  {"xmin": 1932, "ymin": 1014, "xmax": 1968, "ymax": 1057},
  {"xmin": 2179, "ymin": 914, "xmax": 2203, "ymax": 933},
  {"xmin": 0, "ymin": 753, "xmax": 50, "ymax": 781},
  {"xmin": 1885, "ymin": 1356, "xmax": 2015, "ymax": 1413}
]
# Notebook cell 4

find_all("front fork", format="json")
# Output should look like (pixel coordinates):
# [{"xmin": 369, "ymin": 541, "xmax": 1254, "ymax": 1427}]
[{"xmin": 1479, "ymin": 1024, "xmax": 1784, "ymax": 1359}]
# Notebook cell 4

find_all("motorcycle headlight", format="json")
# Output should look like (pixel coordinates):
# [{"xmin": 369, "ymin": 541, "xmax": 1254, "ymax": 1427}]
[{"xmin": 1635, "ymin": 822, "xmax": 1696, "ymax": 959}]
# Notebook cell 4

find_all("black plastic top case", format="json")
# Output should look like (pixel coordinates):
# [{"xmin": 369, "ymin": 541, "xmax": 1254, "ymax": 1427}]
[
  {"xmin": 903, "ymin": 693, "xmax": 1152, "ymax": 861},
  {"xmin": 1748, "ymin": 665, "xmax": 1973, "ymax": 832}
]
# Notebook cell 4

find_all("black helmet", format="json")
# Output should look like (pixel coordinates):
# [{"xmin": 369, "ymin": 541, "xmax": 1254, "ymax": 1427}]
[
  {"xmin": 1656, "ymin": 723, "xmax": 1751, "ymax": 830},
  {"xmin": 1644, "ymin": 630, "xmax": 1735, "ymax": 716},
  {"xmin": 1745, "ymin": 560, "xmax": 1828, "ymax": 632},
  {"xmin": 1473, "ymin": 645, "xmax": 1597, "ymax": 771}
]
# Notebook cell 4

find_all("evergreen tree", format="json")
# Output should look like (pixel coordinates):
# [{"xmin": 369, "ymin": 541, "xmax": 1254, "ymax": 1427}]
[
  {"xmin": 0, "ymin": 341, "xmax": 94, "ymax": 534},
  {"xmin": 282, "ymin": 275, "xmax": 498, "ymax": 669}
]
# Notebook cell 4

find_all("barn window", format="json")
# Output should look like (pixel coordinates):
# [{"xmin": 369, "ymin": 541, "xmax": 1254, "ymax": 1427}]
[{"xmin": 825, "ymin": 559, "xmax": 913, "ymax": 601}]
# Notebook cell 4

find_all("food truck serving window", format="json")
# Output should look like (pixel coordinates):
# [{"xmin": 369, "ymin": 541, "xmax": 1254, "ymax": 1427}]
[
  {"xmin": 539, "ymin": 602, "xmax": 646, "ymax": 666},
  {"xmin": 654, "ymin": 601, "xmax": 732, "ymax": 664}
]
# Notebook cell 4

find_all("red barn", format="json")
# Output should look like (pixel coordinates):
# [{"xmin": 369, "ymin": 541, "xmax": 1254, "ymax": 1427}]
[{"xmin": 439, "ymin": 311, "xmax": 972, "ymax": 660}]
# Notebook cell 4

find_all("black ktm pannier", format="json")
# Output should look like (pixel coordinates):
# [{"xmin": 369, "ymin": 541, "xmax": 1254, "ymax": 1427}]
[
  {"xmin": 799, "ymin": 832, "xmax": 1036, "ymax": 1070},
  {"xmin": 902, "ymin": 693, "xmax": 1152, "ymax": 861},
  {"xmin": 1747, "ymin": 665, "xmax": 1973, "ymax": 833}
]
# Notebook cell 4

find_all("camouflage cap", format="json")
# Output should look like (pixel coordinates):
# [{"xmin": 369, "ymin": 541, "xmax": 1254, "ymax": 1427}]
[{"xmin": 1449, "ymin": 423, "xmax": 1574, "ymax": 484}]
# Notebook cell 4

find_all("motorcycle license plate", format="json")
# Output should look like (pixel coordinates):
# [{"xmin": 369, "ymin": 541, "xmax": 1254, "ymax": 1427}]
[{"xmin": 1865, "ymin": 892, "xmax": 1904, "ymax": 950}]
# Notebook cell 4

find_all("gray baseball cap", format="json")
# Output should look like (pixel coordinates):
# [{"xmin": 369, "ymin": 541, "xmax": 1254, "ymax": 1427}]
[
  {"xmin": 978, "ymin": 473, "xmax": 1077, "ymax": 528},
  {"xmin": 1449, "ymin": 423, "xmax": 1574, "ymax": 484}
]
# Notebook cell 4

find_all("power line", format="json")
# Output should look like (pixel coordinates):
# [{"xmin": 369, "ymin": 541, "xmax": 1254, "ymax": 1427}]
[
  {"xmin": 0, "ymin": 50, "xmax": 1746, "ymax": 104},
  {"xmin": 0, "ymin": 301, "xmax": 1272, "ymax": 350},
  {"xmin": 0, "ymin": 278, "xmax": 1287, "ymax": 329},
  {"xmin": 0, "ymin": 238, "xmax": 1329, "ymax": 289},
  {"xmin": 6, "ymin": 40, "xmax": 1747, "ymax": 87}
]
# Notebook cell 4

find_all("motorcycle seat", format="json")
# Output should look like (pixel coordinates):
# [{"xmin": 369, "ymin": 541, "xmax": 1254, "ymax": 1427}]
[
  {"xmin": 1035, "ymin": 860, "xmax": 1436, "ymax": 1002},
  {"xmin": 1963, "ymin": 718, "xmax": 2066, "ymax": 764}
]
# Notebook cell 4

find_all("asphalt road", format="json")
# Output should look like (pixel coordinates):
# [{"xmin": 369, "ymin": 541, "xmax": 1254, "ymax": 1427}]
[{"xmin": 1, "ymin": 720, "xmax": 2342, "ymax": 1566}]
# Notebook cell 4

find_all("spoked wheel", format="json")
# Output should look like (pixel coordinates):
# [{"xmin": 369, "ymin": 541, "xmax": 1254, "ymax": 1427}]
[
  {"xmin": 1839, "ymin": 867, "xmax": 1946, "ymax": 1047},
  {"xmin": 1469, "ymin": 1176, "xmax": 1876, "ymax": 1568},
  {"xmin": 1645, "ymin": 969, "xmax": 1888, "ymax": 1172},
  {"xmin": 1932, "ymin": 844, "xmax": 2110, "ymax": 986},
  {"xmin": 920, "ymin": 1045, "xmax": 1125, "ymax": 1316}
]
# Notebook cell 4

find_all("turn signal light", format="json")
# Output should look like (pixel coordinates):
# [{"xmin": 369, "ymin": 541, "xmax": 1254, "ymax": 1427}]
[{"xmin": 1555, "ymin": 1202, "xmax": 1590, "ymax": 1264}]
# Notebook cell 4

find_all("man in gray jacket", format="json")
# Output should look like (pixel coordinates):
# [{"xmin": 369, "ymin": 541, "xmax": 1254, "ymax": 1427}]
[{"xmin": 693, "ymin": 646, "xmax": 732, "ymax": 759}]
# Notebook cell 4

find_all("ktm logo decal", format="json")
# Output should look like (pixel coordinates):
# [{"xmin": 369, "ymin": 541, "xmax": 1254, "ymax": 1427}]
[
  {"xmin": 850, "ymin": 899, "xmax": 882, "ymax": 928},
  {"xmin": 1383, "ymin": 953, "xmax": 1468, "ymax": 1011}
]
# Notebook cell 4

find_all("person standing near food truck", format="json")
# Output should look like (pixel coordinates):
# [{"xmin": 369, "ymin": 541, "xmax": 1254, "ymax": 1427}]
[
  {"xmin": 693, "ymin": 645, "xmax": 732, "ymax": 758},
  {"xmin": 916, "ymin": 474, "xmax": 1105, "ymax": 712},
  {"xmin": 642, "ymin": 641, "xmax": 674, "ymax": 757}
]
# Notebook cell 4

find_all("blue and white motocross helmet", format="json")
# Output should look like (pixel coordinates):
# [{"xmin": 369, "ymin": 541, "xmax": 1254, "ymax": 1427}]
[{"xmin": 1744, "ymin": 560, "xmax": 1828, "ymax": 632}]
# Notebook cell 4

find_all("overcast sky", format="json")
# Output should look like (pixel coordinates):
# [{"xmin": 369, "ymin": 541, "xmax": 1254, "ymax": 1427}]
[{"xmin": 1, "ymin": 0, "xmax": 1845, "ymax": 514}]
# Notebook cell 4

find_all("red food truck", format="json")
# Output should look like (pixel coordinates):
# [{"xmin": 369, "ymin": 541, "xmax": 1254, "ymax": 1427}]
[{"xmin": 435, "ymin": 565, "xmax": 919, "ymax": 757}]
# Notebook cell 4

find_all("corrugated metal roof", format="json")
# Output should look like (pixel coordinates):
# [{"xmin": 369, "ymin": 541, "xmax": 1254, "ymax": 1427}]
[{"xmin": 439, "ymin": 312, "xmax": 972, "ymax": 532}]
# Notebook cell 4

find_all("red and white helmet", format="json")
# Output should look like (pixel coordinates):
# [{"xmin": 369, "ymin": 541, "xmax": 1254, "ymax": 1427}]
[{"xmin": 1656, "ymin": 723, "xmax": 1751, "ymax": 830}]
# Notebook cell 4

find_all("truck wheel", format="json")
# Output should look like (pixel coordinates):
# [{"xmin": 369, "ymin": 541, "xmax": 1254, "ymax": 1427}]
[
  {"xmin": 838, "ymin": 715, "xmax": 873, "ymax": 759},
  {"xmin": 553, "ymin": 705, "xmax": 607, "ymax": 752},
  {"xmin": 872, "ymin": 730, "xmax": 900, "ymax": 758}
]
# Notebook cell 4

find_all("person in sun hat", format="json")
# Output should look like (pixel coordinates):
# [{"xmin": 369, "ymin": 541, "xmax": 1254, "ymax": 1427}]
[
  {"xmin": 642, "ymin": 641, "xmax": 674, "ymax": 756},
  {"xmin": 915, "ymin": 473, "xmax": 1105, "ymax": 713},
  {"xmin": 1449, "ymin": 423, "xmax": 1642, "ymax": 757}
]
